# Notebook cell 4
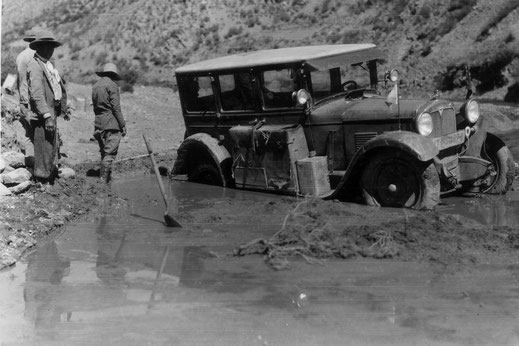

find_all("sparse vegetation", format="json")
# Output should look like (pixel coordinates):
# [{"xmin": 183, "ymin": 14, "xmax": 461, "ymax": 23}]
[
  {"xmin": 476, "ymin": 1, "xmax": 519, "ymax": 42},
  {"xmin": 1, "ymin": 47, "xmax": 18, "ymax": 83},
  {"xmin": 2, "ymin": 0, "xmax": 519, "ymax": 100}
]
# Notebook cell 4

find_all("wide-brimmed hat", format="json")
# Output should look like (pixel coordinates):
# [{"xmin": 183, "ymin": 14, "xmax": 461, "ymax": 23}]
[
  {"xmin": 22, "ymin": 31, "xmax": 36, "ymax": 42},
  {"xmin": 29, "ymin": 30, "xmax": 62, "ymax": 49},
  {"xmin": 96, "ymin": 63, "xmax": 121, "ymax": 80},
  {"xmin": 23, "ymin": 27, "xmax": 44, "ymax": 42}
]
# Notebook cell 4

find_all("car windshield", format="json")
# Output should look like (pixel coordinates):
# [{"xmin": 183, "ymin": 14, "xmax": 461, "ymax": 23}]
[{"xmin": 310, "ymin": 63, "xmax": 371, "ymax": 103}]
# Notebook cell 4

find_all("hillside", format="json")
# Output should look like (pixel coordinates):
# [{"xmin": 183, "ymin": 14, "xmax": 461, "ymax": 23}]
[{"xmin": 2, "ymin": 0, "xmax": 519, "ymax": 100}]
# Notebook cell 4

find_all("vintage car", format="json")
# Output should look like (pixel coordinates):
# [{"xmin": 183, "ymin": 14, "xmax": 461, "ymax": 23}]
[{"xmin": 172, "ymin": 44, "xmax": 515, "ymax": 209}]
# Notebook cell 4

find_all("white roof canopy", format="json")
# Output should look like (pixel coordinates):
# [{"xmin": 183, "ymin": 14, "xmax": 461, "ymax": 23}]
[{"xmin": 175, "ymin": 44, "xmax": 384, "ymax": 74}]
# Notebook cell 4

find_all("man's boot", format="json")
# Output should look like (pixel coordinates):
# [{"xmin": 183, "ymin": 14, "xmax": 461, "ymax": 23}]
[
  {"xmin": 105, "ymin": 167, "xmax": 112, "ymax": 183},
  {"xmin": 100, "ymin": 165, "xmax": 109, "ymax": 183}
]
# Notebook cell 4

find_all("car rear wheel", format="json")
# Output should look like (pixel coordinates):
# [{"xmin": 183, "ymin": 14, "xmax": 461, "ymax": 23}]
[
  {"xmin": 361, "ymin": 152, "xmax": 440, "ymax": 210},
  {"xmin": 188, "ymin": 162, "xmax": 223, "ymax": 186}
]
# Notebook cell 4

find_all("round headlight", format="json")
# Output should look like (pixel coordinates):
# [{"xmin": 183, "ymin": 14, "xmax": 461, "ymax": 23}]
[
  {"xmin": 464, "ymin": 99, "xmax": 480, "ymax": 124},
  {"xmin": 294, "ymin": 89, "xmax": 311, "ymax": 105},
  {"xmin": 416, "ymin": 112, "xmax": 433, "ymax": 136},
  {"xmin": 389, "ymin": 69, "xmax": 399, "ymax": 82}
]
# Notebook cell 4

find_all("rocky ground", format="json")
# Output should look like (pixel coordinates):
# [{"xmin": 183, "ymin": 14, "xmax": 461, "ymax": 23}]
[{"xmin": 1, "ymin": 83, "xmax": 518, "ymax": 270}]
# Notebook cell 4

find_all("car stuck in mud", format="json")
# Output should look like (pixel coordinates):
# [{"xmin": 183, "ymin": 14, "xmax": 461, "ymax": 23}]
[{"xmin": 172, "ymin": 44, "xmax": 515, "ymax": 209}]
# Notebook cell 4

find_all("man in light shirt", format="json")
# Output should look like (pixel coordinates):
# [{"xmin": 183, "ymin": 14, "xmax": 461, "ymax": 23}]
[
  {"xmin": 16, "ymin": 30, "xmax": 37, "ymax": 164},
  {"xmin": 27, "ymin": 30, "xmax": 68, "ymax": 184}
]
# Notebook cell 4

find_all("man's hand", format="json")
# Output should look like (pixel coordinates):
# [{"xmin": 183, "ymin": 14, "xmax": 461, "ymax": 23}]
[
  {"xmin": 45, "ymin": 117, "xmax": 56, "ymax": 132},
  {"xmin": 121, "ymin": 127, "xmax": 127, "ymax": 137},
  {"xmin": 19, "ymin": 104, "xmax": 27, "ymax": 118},
  {"xmin": 63, "ymin": 105, "xmax": 73, "ymax": 121}
]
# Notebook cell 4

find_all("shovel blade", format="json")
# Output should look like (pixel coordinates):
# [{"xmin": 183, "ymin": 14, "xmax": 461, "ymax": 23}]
[{"xmin": 164, "ymin": 214, "xmax": 182, "ymax": 228}]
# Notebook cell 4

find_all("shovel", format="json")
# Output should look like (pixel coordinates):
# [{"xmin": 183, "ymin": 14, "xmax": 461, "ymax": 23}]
[{"xmin": 143, "ymin": 134, "xmax": 181, "ymax": 228}]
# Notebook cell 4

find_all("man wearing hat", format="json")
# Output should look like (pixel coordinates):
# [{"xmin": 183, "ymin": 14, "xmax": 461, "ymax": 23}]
[
  {"xmin": 16, "ymin": 30, "xmax": 37, "ymax": 163},
  {"xmin": 92, "ymin": 62, "xmax": 127, "ymax": 183},
  {"xmin": 26, "ymin": 30, "xmax": 68, "ymax": 184}
]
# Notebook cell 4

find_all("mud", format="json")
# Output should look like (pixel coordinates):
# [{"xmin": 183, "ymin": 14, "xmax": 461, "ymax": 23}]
[
  {"xmin": 1, "ymin": 177, "xmax": 519, "ymax": 344},
  {"xmin": 1, "ymin": 84, "xmax": 518, "ymax": 272},
  {"xmin": 0, "ymin": 175, "xmax": 127, "ymax": 268}
]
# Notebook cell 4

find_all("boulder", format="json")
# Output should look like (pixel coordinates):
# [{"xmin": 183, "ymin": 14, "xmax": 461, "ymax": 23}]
[
  {"xmin": 58, "ymin": 167, "xmax": 76, "ymax": 179},
  {"xmin": 9, "ymin": 181, "xmax": 32, "ymax": 195},
  {"xmin": 2, "ymin": 74, "xmax": 16, "ymax": 94},
  {"xmin": 1, "ymin": 168, "xmax": 31, "ymax": 185},
  {"xmin": 0, "ymin": 156, "xmax": 6, "ymax": 173},
  {"xmin": 3, "ymin": 166, "xmax": 15, "ymax": 174},
  {"xmin": 2, "ymin": 151, "xmax": 25, "ymax": 168},
  {"xmin": 0, "ymin": 183, "xmax": 12, "ymax": 196}
]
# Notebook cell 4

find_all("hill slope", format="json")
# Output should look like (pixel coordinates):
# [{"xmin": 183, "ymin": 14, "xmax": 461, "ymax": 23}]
[{"xmin": 2, "ymin": 0, "xmax": 519, "ymax": 100}]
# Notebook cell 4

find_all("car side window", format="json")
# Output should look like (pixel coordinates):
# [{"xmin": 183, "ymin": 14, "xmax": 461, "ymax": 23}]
[
  {"xmin": 261, "ymin": 69, "xmax": 301, "ymax": 109},
  {"xmin": 218, "ymin": 73, "xmax": 256, "ymax": 111},
  {"xmin": 311, "ymin": 70, "xmax": 334, "ymax": 101},
  {"xmin": 182, "ymin": 76, "xmax": 216, "ymax": 113},
  {"xmin": 311, "ymin": 66, "xmax": 371, "ymax": 102}
]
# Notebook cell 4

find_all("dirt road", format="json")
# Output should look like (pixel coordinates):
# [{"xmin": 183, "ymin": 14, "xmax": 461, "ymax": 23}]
[{"xmin": 1, "ymin": 82, "xmax": 518, "ymax": 270}]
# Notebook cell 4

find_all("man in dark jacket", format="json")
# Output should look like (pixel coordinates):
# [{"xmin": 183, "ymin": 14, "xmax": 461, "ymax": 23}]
[
  {"xmin": 27, "ymin": 30, "xmax": 68, "ymax": 183},
  {"xmin": 92, "ymin": 63, "xmax": 127, "ymax": 183}
]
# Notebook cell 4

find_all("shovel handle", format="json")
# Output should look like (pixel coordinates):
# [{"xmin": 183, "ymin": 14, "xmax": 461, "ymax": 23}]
[{"xmin": 143, "ymin": 134, "xmax": 169, "ymax": 209}]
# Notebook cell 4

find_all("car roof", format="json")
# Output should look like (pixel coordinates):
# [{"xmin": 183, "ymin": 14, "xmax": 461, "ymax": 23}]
[{"xmin": 175, "ymin": 44, "xmax": 384, "ymax": 74}]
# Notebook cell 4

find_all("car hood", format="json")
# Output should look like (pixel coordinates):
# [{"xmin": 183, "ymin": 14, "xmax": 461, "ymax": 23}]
[{"xmin": 311, "ymin": 95, "xmax": 454, "ymax": 122}]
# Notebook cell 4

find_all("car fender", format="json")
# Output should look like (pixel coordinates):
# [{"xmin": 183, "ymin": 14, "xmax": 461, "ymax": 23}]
[
  {"xmin": 326, "ymin": 131, "xmax": 439, "ymax": 200},
  {"xmin": 172, "ymin": 133, "xmax": 232, "ymax": 186}
]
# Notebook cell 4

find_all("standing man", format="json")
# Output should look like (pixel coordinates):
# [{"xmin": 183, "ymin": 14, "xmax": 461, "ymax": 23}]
[
  {"xmin": 92, "ymin": 63, "xmax": 127, "ymax": 183},
  {"xmin": 16, "ymin": 30, "xmax": 37, "ymax": 164},
  {"xmin": 27, "ymin": 30, "xmax": 68, "ymax": 184}
]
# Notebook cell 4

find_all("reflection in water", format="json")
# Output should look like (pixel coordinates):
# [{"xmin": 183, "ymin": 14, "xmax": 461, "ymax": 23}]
[
  {"xmin": 96, "ymin": 216, "xmax": 128, "ymax": 287},
  {"xmin": 24, "ymin": 241, "xmax": 70, "ymax": 339},
  {"xmin": 179, "ymin": 246, "xmax": 215, "ymax": 288},
  {"xmin": 147, "ymin": 245, "xmax": 170, "ymax": 311},
  {"xmin": 466, "ymin": 196, "xmax": 508, "ymax": 227},
  {"xmin": 443, "ymin": 194, "xmax": 519, "ymax": 227},
  {"xmin": 21, "ymin": 213, "xmax": 218, "ymax": 341}
]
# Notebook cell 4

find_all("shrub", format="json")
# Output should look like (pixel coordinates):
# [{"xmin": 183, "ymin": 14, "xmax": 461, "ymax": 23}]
[
  {"xmin": 273, "ymin": 8, "xmax": 290, "ymax": 24},
  {"xmin": 473, "ymin": 49, "xmax": 518, "ymax": 93},
  {"xmin": 321, "ymin": 0, "xmax": 331, "ymax": 14},
  {"xmin": 224, "ymin": 26, "xmax": 243, "ymax": 39},
  {"xmin": 477, "ymin": 2, "xmax": 519, "ymax": 42},
  {"xmin": 1, "ymin": 47, "xmax": 18, "ymax": 84},
  {"xmin": 418, "ymin": 4, "xmax": 432, "ymax": 19},
  {"xmin": 504, "ymin": 82, "xmax": 519, "ymax": 103},
  {"xmin": 95, "ymin": 51, "xmax": 108, "ymax": 66}
]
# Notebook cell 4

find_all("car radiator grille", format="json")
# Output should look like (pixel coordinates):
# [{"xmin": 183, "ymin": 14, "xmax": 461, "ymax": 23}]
[
  {"xmin": 431, "ymin": 107, "xmax": 456, "ymax": 137},
  {"xmin": 354, "ymin": 132, "xmax": 378, "ymax": 151}
]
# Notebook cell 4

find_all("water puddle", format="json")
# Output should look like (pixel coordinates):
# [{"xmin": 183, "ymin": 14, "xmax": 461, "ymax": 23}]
[
  {"xmin": 440, "ymin": 189, "xmax": 519, "ymax": 228},
  {"xmin": 1, "ymin": 176, "xmax": 519, "ymax": 345}
]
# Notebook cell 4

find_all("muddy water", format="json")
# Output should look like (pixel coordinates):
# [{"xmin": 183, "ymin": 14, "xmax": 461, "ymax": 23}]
[
  {"xmin": 440, "ymin": 190, "xmax": 519, "ymax": 228},
  {"xmin": 1, "ymin": 177, "xmax": 519, "ymax": 345}
]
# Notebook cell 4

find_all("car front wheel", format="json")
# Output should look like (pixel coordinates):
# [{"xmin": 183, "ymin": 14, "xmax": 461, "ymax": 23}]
[
  {"xmin": 360, "ymin": 152, "xmax": 440, "ymax": 210},
  {"xmin": 479, "ymin": 136, "xmax": 515, "ymax": 194}
]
